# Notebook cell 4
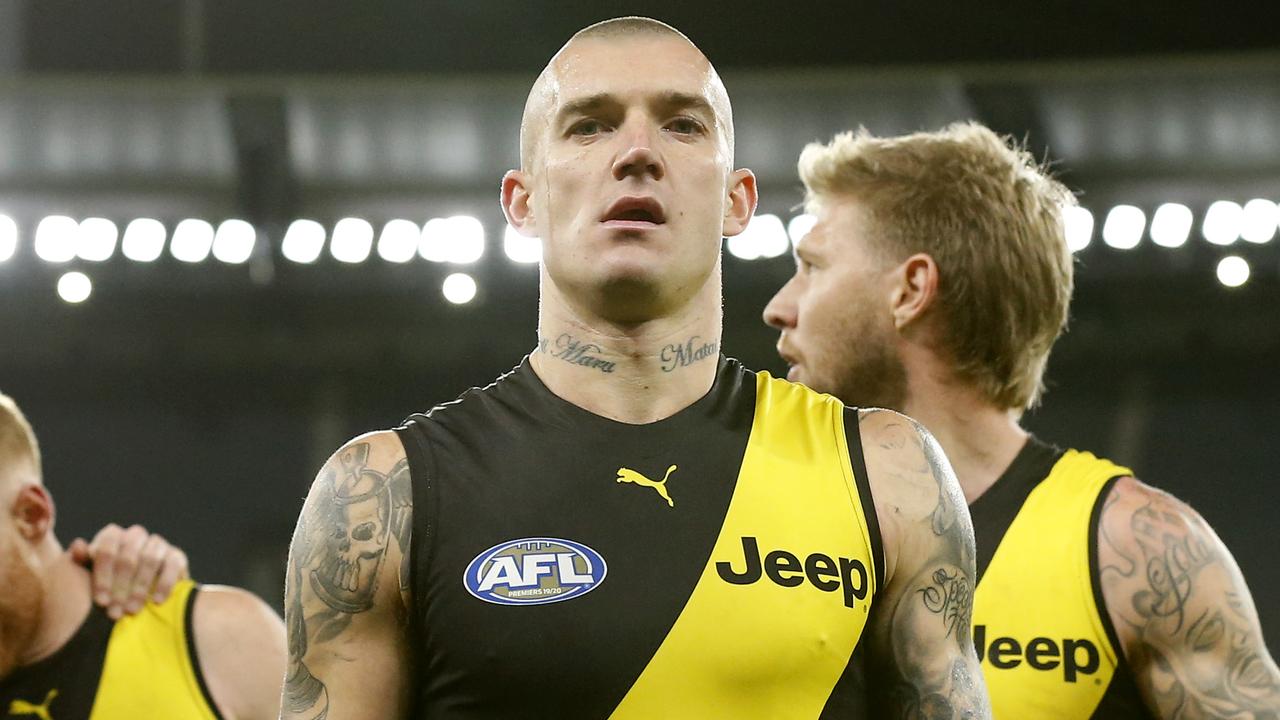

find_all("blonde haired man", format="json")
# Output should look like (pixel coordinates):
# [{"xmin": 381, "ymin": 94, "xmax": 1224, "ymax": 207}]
[
  {"xmin": 283, "ymin": 17, "xmax": 990, "ymax": 719},
  {"xmin": 764, "ymin": 122, "xmax": 1280, "ymax": 718},
  {"xmin": 0, "ymin": 392, "xmax": 287, "ymax": 718}
]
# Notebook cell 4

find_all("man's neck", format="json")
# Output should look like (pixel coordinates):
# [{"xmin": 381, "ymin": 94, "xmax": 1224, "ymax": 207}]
[
  {"xmin": 22, "ymin": 550, "xmax": 93, "ymax": 666},
  {"xmin": 532, "ymin": 282, "xmax": 722, "ymax": 425},
  {"xmin": 900, "ymin": 375, "xmax": 1027, "ymax": 506}
]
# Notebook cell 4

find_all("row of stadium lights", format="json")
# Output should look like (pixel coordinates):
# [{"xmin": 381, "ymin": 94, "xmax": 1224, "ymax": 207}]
[{"xmin": 1, "ymin": 200, "xmax": 1276, "ymax": 304}]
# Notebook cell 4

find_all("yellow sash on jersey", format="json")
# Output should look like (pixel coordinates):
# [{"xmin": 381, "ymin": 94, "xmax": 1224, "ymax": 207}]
[
  {"xmin": 610, "ymin": 372, "xmax": 879, "ymax": 718},
  {"xmin": 90, "ymin": 579, "xmax": 219, "ymax": 719},
  {"xmin": 972, "ymin": 450, "xmax": 1131, "ymax": 719}
]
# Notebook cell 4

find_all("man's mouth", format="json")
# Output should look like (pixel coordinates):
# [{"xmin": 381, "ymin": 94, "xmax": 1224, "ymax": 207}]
[{"xmin": 602, "ymin": 196, "xmax": 667, "ymax": 227}]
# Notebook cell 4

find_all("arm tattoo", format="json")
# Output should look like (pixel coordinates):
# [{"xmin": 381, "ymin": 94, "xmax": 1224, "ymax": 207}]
[
  {"xmin": 1101, "ymin": 488, "xmax": 1280, "ymax": 717},
  {"xmin": 659, "ymin": 335, "xmax": 718, "ymax": 372},
  {"xmin": 537, "ymin": 333, "xmax": 617, "ymax": 373},
  {"xmin": 284, "ymin": 443, "xmax": 413, "ymax": 718},
  {"xmin": 864, "ymin": 414, "xmax": 988, "ymax": 718},
  {"xmin": 918, "ymin": 568, "xmax": 973, "ymax": 648}
]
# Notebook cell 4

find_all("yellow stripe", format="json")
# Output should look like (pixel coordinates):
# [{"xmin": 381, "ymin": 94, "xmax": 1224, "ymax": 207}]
[
  {"xmin": 90, "ymin": 580, "xmax": 219, "ymax": 719},
  {"xmin": 974, "ymin": 450, "xmax": 1130, "ymax": 719},
  {"xmin": 609, "ymin": 372, "xmax": 876, "ymax": 718}
]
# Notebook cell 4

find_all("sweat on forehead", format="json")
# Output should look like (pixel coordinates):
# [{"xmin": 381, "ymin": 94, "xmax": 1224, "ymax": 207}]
[{"xmin": 518, "ymin": 17, "xmax": 734, "ymax": 169}]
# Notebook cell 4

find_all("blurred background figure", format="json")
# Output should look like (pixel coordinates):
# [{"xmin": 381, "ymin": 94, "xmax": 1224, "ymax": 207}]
[
  {"xmin": 0, "ymin": 0, "xmax": 1276, "ymax": 662},
  {"xmin": 0, "ymin": 392, "xmax": 285, "ymax": 717}
]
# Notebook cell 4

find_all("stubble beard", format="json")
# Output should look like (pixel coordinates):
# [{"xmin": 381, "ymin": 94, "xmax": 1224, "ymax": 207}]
[
  {"xmin": 0, "ymin": 543, "xmax": 45, "ymax": 681},
  {"xmin": 824, "ymin": 305, "xmax": 909, "ymax": 412}
]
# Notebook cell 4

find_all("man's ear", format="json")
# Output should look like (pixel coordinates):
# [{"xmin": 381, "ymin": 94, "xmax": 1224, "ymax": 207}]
[
  {"xmin": 721, "ymin": 168, "xmax": 758, "ymax": 237},
  {"xmin": 502, "ymin": 170, "xmax": 538, "ymax": 238},
  {"xmin": 11, "ymin": 484, "xmax": 55, "ymax": 543},
  {"xmin": 890, "ymin": 253, "xmax": 940, "ymax": 330}
]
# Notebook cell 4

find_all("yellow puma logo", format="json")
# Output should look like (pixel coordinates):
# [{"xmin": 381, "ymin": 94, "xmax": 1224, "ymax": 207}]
[
  {"xmin": 9, "ymin": 689, "xmax": 57, "ymax": 720},
  {"xmin": 615, "ymin": 464, "xmax": 677, "ymax": 507}
]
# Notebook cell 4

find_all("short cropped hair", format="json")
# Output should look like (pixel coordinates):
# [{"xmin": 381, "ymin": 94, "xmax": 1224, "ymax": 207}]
[
  {"xmin": 799, "ymin": 122, "xmax": 1075, "ymax": 410},
  {"xmin": 519, "ymin": 17, "xmax": 733, "ymax": 169},
  {"xmin": 0, "ymin": 392, "xmax": 41, "ymax": 489}
]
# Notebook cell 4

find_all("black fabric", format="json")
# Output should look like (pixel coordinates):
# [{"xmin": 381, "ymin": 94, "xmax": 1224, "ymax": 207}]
[
  {"xmin": 0, "ymin": 603, "xmax": 112, "ymax": 716},
  {"xmin": 399, "ymin": 355, "xmax": 754, "ymax": 718},
  {"xmin": 968, "ymin": 435, "xmax": 1064, "ymax": 583},
  {"xmin": 1089, "ymin": 476, "xmax": 1156, "ymax": 719},
  {"xmin": 184, "ymin": 586, "xmax": 226, "ymax": 720},
  {"xmin": 842, "ymin": 407, "xmax": 885, "ymax": 595},
  {"xmin": 397, "ymin": 355, "xmax": 879, "ymax": 718}
]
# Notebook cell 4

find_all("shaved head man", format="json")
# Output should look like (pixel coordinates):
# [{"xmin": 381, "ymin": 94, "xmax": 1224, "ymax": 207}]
[{"xmin": 284, "ymin": 18, "xmax": 989, "ymax": 719}]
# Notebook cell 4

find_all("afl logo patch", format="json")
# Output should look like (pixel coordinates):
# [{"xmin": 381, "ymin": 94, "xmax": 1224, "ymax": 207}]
[{"xmin": 464, "ymin": 537, "xmax": 607, "ymax": 606}]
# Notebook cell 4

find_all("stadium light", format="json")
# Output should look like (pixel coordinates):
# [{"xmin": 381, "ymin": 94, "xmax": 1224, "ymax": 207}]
[
  {"xmin": 1102, "ymin": 205, "xmax": 1144, "ymax": 250},
  {"xmin": 121, "ymin": 218, "xmax": 167, "ymax": 262},
  {"xmin": 212, "ymin": 219, "xmax": 256, "ymax": 264},
  {"xmin": 1202, "ymin": 201, "xmax": 1243, "ymax": 246},
  {"xmin": 331, "ymin": 218, "xmax": 373, "ymax": 263},
  {"xmin": 57, "ymin": 271, "xmax": 92, "ymax": 303},
  {"xmin": 787, "ymin": 214, "xmax": 817, "ymax": 245},
  {"xmin": 377, "ymin": 219, "xmax": 420, "ymax": 263},
  {"xmin": 1241, "ymin": 199, "xmax": 1277, "ymax": 244},
  {"xmin": 0, "ymin": 214, "xmax": 16, "ymax": 262},
  {"xmin": 727, "ymin": 213, "xmax": 788, "ymax": 260},
  {"xmin": 442, "ymin": 272, "xmax": 477, "ymax": 304},
  {"xmin": 1063, "ymin": 206, "xmax": 1094, "ymax": 252},
  {"xmin": 77, "ymin": 218, "xmax": 118, "ymax": 262},
  {"xmin": 35, "ymin": 215, "xmax": 79, "ymax": 263},
  {"xmin": 725, "ymin": 233, "xmax": 759, "ymax": 260},
  {"xmin": 503, "ymin": 224, "xmax": 541, "ymax": 264},
  {"xmin": 282, "ymin": 219, "xmax": 326, "ymax": 264},
  {"xmin": 171, "ymin": 219, "xmax": 215, "ymax": 263},
  {"xmin": 1149, "ymin": 203, "xmax": 1192, "ymax": 248},
  {"xmin": 1216, "ymin": 255, "xmax": 1250, "ymax": 288},
  {"xmin": 421, "ymin": 215, "xmax": 485, "ymax": 264}
]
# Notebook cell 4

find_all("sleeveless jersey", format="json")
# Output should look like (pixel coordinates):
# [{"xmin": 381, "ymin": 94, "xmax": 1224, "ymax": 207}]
[
  {"xmin": 396, "ymin": 356, "xmax": 884, "ymax": 718},
  {"xmin": 0, "ymin": 579, "xmax": 221, "ymax": 719},
  {"xmin": 970, "ymin": 437, "xmax": 1152, "ymax": 719}
]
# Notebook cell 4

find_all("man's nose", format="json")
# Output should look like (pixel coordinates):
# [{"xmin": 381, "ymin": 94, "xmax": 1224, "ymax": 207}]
[
  {"xmin": 611, "ymin": 122, "xmax": 664, "ymax": 181},
  {"xmin": 763, "ymin": 282, "xmax": 797, "ymax": 330}
]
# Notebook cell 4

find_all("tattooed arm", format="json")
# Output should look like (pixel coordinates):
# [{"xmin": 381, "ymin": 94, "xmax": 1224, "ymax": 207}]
[
  {"xmin": 1098, "ymin": 477, "xmax": 1280, "ymax": 718},
  {"xmin": 859, "ymin": 409, "xmax": 991, "ymax": 719},
  {"xmin": 282, "ymin": 431, "xmax": 415, "ymax": 720}
]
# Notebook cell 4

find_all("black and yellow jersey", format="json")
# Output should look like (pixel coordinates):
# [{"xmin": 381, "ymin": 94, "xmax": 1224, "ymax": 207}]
[
  {"xmin": 970, "ymin": 437, "xmax": 1152, "ymax": 719},
  {"xmin": 0, "ymin": 579, "xmax": 221, "ymax": 719},
  {"xmin": 395, "ymin": 355, "xmax": 885, "ymax": 718}
]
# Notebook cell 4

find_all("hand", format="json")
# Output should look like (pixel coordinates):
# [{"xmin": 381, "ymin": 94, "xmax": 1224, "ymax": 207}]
[{"xmin": 69, "ymin": 523, "xmax": 190, "ymax": 620}]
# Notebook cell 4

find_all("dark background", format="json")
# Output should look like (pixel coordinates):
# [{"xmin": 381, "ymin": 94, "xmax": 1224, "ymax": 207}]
[{"xmin": 1, "ymin": 0, "xmax": 1277, "ymax": 656}]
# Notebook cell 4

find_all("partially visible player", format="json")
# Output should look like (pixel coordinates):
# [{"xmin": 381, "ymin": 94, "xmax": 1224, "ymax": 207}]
[
  {"xmin": 283, "ymin": 17, "xmax": 989, "ymax": 720},
  {"xmin": 764, "ymin": 122, "xmax": 1280, "ymax": 718},
  {"xmin": 0, "ymin": 391, "xmax": 286, "ymax": 719}
]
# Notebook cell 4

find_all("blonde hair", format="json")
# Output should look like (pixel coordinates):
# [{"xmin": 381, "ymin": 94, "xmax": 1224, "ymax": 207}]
[
  {"xmin": 798, "ymin": 122, "xmax": 1074, "ymax": 410},
  {"xmin": 0, "ymin": 392, "xmax": 41, "ymax": 489}
]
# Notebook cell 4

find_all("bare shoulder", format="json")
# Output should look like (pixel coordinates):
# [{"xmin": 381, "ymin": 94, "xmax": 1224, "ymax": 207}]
[
  {"xmin": 854, "ymin": 409, "xmax": 988, "ymax": 717},
  {"xmin": 323, "ymin": 430, "xmax": 409, "ymax": 480},
  {"xmin": 856, "ymin": 409, "xmax": 970, "ymax": 576},
  {"xmin": 193, "ymin": 585, "xmax": 287, "ymax": 720},
  {"xmin": 1097, "ymin": 475, "xmax": 1280, "ymax": 716},
  {"xmin": 1096, "ymin": 475, "xmax": 1216, "ymax": 611},
  {"xmin": 283, "ymin": 429, "xmax": 417, "ymax": 718}
]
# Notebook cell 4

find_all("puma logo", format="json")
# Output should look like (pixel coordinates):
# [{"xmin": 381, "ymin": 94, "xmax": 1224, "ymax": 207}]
[
  {"xmin": 9, "ymin": 689, "xmax": 57, "ymax": 720},
  {"xmin": 615, "ymin": 465, "xmax": 677, "ymax": 507}
]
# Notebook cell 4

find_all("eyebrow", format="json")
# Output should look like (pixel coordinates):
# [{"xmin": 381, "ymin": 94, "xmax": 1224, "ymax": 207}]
[{"xmin": 554, "ymin": 91, "xmax": 718, "ymax": 126}]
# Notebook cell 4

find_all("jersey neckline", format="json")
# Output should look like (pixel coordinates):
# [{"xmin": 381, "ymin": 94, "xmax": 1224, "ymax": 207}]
[{"xmin": 512, "ymin": 352, "xmax": 742, "ymax": 431}]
